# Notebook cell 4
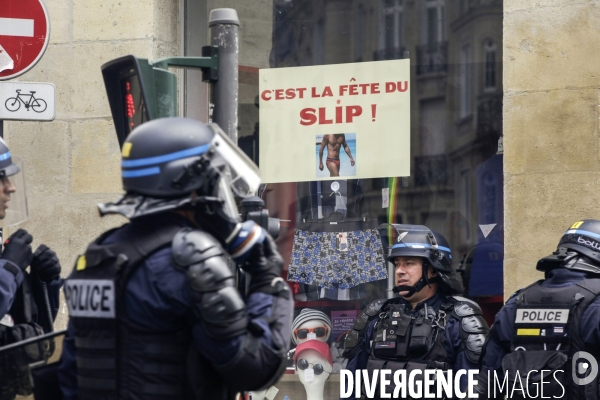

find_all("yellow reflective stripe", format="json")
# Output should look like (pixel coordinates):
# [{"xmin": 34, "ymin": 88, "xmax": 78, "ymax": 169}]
[
  {"xmin": 76, "ymin": 255, "xmax": 87, "ymax": 271},
  {"xmin": 570, "ymin": 221, "xmax": 584, "ymax": 229},
  {"xmin": 517, "ymin": 328, "xmax": 540, "ymax": 336},
  {"xmin": 122, "ymin": 142, "xmax": 133, "ymax": 157}
]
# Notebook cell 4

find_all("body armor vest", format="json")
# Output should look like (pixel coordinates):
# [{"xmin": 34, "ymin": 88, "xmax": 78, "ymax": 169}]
[
  {"xmin": 343, "ymin": 295, "xmax": 488, "ymax": 400},
  {"xmin": 65, "ymin": 222, "xmax": 193, "ymax": 400},
  {"xmin": 365, "ymin": 298, "xmax": 454, "ymax": 399},
  {"xmin": 501, "ymin": 279, "xmax": 600, "ymax": 400}
]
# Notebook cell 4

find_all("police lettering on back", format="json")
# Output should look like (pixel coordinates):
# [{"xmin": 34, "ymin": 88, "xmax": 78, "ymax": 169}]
[
  {"xmin": 64, "ymin": 280, "xmax": 115, "ymax": 318},
  {"xmin": 515, "ymin": 309, "xmax": 569, "ymax": 323}
]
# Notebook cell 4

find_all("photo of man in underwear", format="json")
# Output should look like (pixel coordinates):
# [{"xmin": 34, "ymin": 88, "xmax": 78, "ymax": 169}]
[{"xmin": 318, "ymin": 134, "xmax": 355, "ymax": 177}]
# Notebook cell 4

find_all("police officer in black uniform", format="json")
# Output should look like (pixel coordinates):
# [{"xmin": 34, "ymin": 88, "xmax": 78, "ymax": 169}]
[
  {"xmin": 476, "ymin": 219, "xmax": 600, "ymax": 399},
  {"xmin": 342, "ymin": 225, "xmax": 489, "ymax": 399},
  {"xmin": 57, "ymin": 118, "xmax": 293, "ymax": 400},
  {"xmin": 0, "ymin": 137, "xmax": 62, "ymax": 399}
]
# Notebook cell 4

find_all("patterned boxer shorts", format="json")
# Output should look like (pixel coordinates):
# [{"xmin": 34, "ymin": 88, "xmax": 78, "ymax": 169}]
[{"xmin": 287, "ymin": 220, "xmax": 388, "ymax": 289}]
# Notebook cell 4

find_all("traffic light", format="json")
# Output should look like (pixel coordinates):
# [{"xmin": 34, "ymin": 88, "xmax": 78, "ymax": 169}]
[{"xmin": 101, "ymin": 47, "xmax": 219, "ymax": 147}]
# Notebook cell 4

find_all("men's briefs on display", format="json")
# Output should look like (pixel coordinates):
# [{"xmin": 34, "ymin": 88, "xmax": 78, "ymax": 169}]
[{"xmin": 287, "ymin": 220, "xmax": 387, "ymax": 289}]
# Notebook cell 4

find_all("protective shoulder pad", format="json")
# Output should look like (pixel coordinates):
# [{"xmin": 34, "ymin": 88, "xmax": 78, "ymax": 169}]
[
  {"xmin": 450, "ymin": 296, "xmax": 483, "ymax": 317},
  {"xmin": 172, "ymin": 228, "xmax": 246, "ymax": 338},
  {"xmin": 172, "ymin": 228, "xmax": 225, "ymax": 269},
  {"xmin": 173, "ymin": 228, "xmax": 234, "ymax": 293},
  {"xmin": 354, "ymin": 298, "xmax": 387, "ymax": 331},
  {"xmin": 342, "ymin": 298, "xmax": 386, "ymax": 359},
  {"xmin": 449, "ymin": 296, "xmax": 489, "ymax": 364}
]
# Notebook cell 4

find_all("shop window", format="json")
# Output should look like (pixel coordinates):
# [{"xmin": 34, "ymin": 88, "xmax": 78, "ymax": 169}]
[
  {"xmin": 417, "ymin": 0, "xmax": 447, "ymax": 74},
  {"xmin": 186, "ymin": 0, "xmax": 507, "ymax": 398},
  {"xmin": 313, "ymin": 19, "xmax": 325, "ymax": 65},
  {"xmin": 460, "ymin": 43, "xmax": 472, "ymax": 118},
  {"xmin": 426, "ymin": 0, "xmax": 445, "ymax": 44},
  {"xmin": 375, "ymin": 0, "xmax": 404, "ymax": 60},
  {"xmin": 354, "ymin": 5, "xmax": 364, "ymax": 61},
  {"xmin": 420, "ymin": 100, "xmax": 447, "ymax": 156},
  {"xmin": 460, "ymin": 169, "xmax": 472, "ymax": 228},
  {"xmin": 484, "ymin": 39, "xmax": 497, "ymax": 92}
]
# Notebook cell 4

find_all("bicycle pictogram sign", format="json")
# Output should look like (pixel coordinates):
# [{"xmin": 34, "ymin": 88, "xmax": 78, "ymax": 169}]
[
  {"xmin": 0, "ymin": 81, "xmax": 55, "ymax": 121},
  {"xmin": 5, "ymin": 89, "xmax": 47, "ymax": 113}
]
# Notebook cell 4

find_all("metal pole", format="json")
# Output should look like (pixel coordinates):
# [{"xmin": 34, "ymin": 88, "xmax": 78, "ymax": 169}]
[{"xmin": 209, "ymin": 8, "xmax": 239, "ymax": 144}]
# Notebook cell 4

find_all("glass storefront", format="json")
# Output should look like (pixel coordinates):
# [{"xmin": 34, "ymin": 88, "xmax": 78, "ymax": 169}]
[{"xmin": 189, "ymin": 1, "xmax": 503, "ymax": 398}]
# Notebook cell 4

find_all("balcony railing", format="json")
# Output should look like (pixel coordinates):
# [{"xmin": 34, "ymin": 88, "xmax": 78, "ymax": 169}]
[
  {"xmin": 373, "ymin": 47, "xmax": 406, "ymax": 61},
  {"xmin": 414, "ymin": 155, "xmax": 448, "ymax": 187},
  {"xmin": 416, "ymin": 42, "xmax": 448, "ymax": 75}
]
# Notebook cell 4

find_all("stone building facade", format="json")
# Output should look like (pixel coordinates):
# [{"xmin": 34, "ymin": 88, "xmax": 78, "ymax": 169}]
[{"xmin": 1, "ymin": 0, "xmax": 599, "ymax": 340}]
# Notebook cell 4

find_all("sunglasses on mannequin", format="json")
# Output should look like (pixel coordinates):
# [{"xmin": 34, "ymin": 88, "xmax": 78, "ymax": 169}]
[
  {"xmin": 294, "ymin": 326, "xmax": 329, "ymax": 340},
  {"xmin": 296, "ymin": 358, "xmax": 331, "ymax": 376}
]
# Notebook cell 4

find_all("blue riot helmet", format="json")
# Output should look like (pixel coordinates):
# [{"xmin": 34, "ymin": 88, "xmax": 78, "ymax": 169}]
[
  {"xmin": 387, "ymin": 225, "xmax": 463, "ymax": 295},
  {"xmin": 98, "ymin": 117, "xmax": 264, "ymax": 261},
  {"xmin": 0, "ymin": 137, "xmax": 28, "ymax": 228},
  {"xmin": 537, "ymin": 219, "xmax": 600, "ymax": 274}
]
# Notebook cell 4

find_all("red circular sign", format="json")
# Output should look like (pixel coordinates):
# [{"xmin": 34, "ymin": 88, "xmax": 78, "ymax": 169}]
[{"xmin": 0, "ymin": 0, "xmax": 50, "ymax": 80}]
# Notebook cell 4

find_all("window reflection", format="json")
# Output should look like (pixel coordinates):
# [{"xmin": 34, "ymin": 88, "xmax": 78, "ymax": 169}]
[{"xmin": 236, "ymin": 1, "xmax": 504, "ymax": 382}]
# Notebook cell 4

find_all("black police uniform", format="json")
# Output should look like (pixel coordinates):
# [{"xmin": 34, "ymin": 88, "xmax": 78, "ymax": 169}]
[
  {"xmin": 478, "ymin": 219, "xmax": 600, "ymax": 400},
  {"xmin": 342, "ymin": 225, "xmax": 489, "ymax": 399},
  {"xmin": 0, "ymin": 138, "xmax": 61, "ymax": 339},
  {"xmin": 58, "ymin": 118, "xmax": 293, "ymax": 400},
  {"xmin": 0, "ymin": 137, "xmax": 63, "ymax": 400}
]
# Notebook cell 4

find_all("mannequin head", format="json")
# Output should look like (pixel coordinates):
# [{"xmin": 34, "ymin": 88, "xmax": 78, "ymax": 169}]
[
  {"xmin": 291, "ymin": 308, "xmax": 332, "ymax": 345},
  {"xmin": 294, "ymin": 340, "xmax": 333, "ymax": 400}
]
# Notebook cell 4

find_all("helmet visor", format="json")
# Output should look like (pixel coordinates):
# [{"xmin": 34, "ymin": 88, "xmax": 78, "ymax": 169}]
[
  {"xmin": 207, "ymin": 123, "xmax": 261, "ymax": 198},
  {"xmin": 0, "ymin": 156, "xmax": 28, "ymax": 228},
  {"xmin": 217, "ymin": 175, "xmax": 240, "ymax": 222}
]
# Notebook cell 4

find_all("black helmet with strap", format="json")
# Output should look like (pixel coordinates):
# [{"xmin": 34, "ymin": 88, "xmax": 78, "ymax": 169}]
[
  {"xmin": 387, "ymin": 224, "xmax": 462, "ymax": 296},
  {"xmin": 537, "ymin": 219, "xmax": 600, "ymax": 274},
  {"xmin": 98, "ymin": 118, "xmax": 266, "ymax": 263},
  {"xmin": 99, "ymin": 117, "xmax": 260, "ymax": 219}
]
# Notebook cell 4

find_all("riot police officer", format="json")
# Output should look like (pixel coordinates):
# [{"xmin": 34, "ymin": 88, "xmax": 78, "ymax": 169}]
[
  {"xmin": 342, "ymin": 225, "xmax": 489, "ymax": 399},
  {"xmin": 0, "ymin": 137, "xmax": 62, "ymax": 331},
  {"xmin": 0, "ymin": 137, "xmax": 62, "ymax": 399},
  {"xmin": 476, "ymin": 219, "xmax": 600, "ymax": 400},
  {"xmin": 57, "ymin": 118, "xmax": 293, "ymax": 400}
]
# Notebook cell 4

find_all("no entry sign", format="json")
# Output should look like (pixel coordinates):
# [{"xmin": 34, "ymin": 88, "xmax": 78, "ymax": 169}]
[{"xmin": 0, "ymin": 0, "xmax": 50, "ymax": 80}]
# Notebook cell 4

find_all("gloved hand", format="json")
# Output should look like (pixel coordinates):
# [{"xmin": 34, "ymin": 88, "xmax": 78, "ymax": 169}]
[
  {"xmin": 1, "ymin": 229, "xmax": 33, "ymax": 272},
  {"xmin": 31, "ymin": 244, "xmax": 61, "ymax": 282},
  {"xmin": 243, "ymin": 234, "xmax": 284, "ymax": 294}
]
